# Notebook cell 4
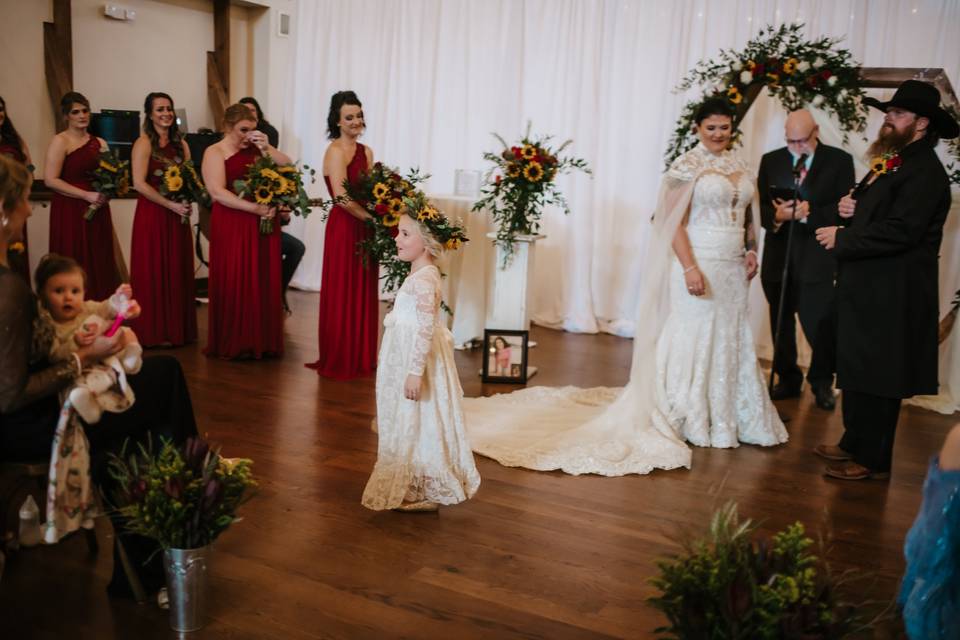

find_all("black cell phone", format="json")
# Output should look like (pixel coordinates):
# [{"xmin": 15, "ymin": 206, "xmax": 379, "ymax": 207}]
[{"xmin": 768, "ymin": 185, "xmax": 801, "ymax": 202}]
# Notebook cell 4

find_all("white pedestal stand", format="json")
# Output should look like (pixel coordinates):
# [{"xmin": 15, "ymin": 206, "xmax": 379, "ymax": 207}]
[{"xmin": 484, "ymin": 232, "xmax": 543, "ymax": 380}]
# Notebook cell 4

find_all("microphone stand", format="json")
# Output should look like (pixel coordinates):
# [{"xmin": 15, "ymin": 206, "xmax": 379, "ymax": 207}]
[{"xmin": 768, "ymin": 156, "xmax": 806, "ymax": 409}]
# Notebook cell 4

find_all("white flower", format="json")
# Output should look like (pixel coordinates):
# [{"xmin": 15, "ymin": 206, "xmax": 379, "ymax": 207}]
[
  {"xmin": 827, "ymin": 76, "xmax": 838, "ymax": 87},
  {"xmin": 813, "ymin": 57, "xmax": 825, "ymax": 69},
  {"xmin": 740, "ymin": 70, "xmax": 753, "ymax": 84},
  {"xmin": 732, "ymin": 60, "xmax": 743, "ymax": 72},
  {"xmin": 812, "ymin": 95, "xmax": 825, "ymax": 107},
  {"xmin": 797, "ymin": 60, "xmax": 810, "ymax": 73},
  {"xmin": 839, "ymin": 89, "xmax": 848, "ymax": 98}
]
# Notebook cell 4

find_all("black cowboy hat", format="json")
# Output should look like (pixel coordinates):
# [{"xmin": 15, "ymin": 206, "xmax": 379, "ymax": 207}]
[{"xmin": 863, "ymin": 80, "xmax": 959, "ymax": 139}]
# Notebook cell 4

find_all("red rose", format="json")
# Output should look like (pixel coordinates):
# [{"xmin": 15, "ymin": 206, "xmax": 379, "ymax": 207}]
[
  {"xmin": 821, "ymin": 70, "xmax": 832, "ymax": 79},
  {"xmin": 495, "ymin": 175, "xmax": 502, "ymax": 184},
  {"xmin": 887, "ymin": 156, "xmax": 902, "ymax": 170},
  {"xmin": 375, "ymin": 203, "xmax": 388, "ymax": 215},
  {"xmin": 754, "ymin": 64, "xmax": 765, "ymax": 77},
  {"xmin": 513, "ymin": 147, "xmax": 522, "ymax": 159}
]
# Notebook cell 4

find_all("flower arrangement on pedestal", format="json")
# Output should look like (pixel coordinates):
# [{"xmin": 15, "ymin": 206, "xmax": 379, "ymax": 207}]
[
  {"xmin": 665, "ymin": 23, "xmax": 868, "ymax": 169},
  {"xmin": 649, "ymin": 502, "xmax": 873, "ymax": 639},
  {"xmin": 474, "ymin": 123, "xmax": 590, "ymax": 261}
]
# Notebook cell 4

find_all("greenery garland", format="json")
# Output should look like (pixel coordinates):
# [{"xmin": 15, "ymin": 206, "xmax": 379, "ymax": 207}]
[{"xmin": 665, "ymin": 23, "xmax": 868, "ymax": 169}]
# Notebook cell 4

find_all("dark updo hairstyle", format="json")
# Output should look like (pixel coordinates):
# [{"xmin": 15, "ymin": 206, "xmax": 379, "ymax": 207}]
[
  {"xmin": 0, "ymin": 96, "xmax": 27, "ymax": 160},
  {"xmin": 693, "ymin": 97, "xmax": 735, "ymax": 126},
  {"xmin": 239, "ymin": 96, "xmax": 268, "ymax": 125},
  {"xmin": 326, "ymin": 91, "xmax": 363, "ymax": 140},
  {"xmin": 60, "ymin": 91, "xmax": 91, "ymax": 119},
  {"xmin": 35, "ymin": 253, "xmax": 87, "ymax": 300},
  {"xmin": 143, "ymin": 92, "xmax": 182, "ymax": 152}
]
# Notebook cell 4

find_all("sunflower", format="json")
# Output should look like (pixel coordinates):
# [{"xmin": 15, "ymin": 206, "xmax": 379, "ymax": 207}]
[
  {"xmin": 166, "ymin": 176, "xmax": 184, "ymax": 193},
  {"xmin": 869, "ymin": 157, "xmax": 887, "ymax": 174},
  {"xmin": 382, "ymin": 212, "xmax": 401, "ymax": 227},
  {"xmin": 417, "ymin": 205, "xmax": 439, "ymax": 222},
  {"xmin": 444, "ymin": 238, "xmax": 462, "ymax": 250},
  {"xmin": 523, "ymin": 161, "xmax": 544, "ymax": 182},
  {"xmin": 259, "ymin": 168, "xmax": 281, "ymax": 180},
  {"xmin": 9, "ymin": 242, "xmax": 25, "ymax": 254},
  {"xmin": 521, "ymin": 144, "xmax": 536, "ymax": 160},
  {"xmin": 99, "ymin": 160, "xmax": 118, "ymax": 172},
  {"xmin": 274, "ymin": 176, "xmax": 290, "ymax": 194},
  {"xmin": 372, "ymin": 182, "xmax": 390, "ymax": 201},
  {"xmin": 727, "ymin": 86, "xmax": 743, "ymax": 105},
  {"xmin": 387, "ymin": 198, "xmax": 404, "ymax": 215},
  {"xmin": 117, "ymin": 175, "xmax": 131, "ymax": 197},
  {"xmin": 277, "ymin": 165, "xmax": 297, "ymax": 174},
  {"xmin": 254, "ymin": 185, "xmax": 273, "ymax": 204},
  {"xmin": 782, "ymin": 58, "xmax": 798, "ymax": 74},
  {"xmin": 506, "ymin": 163, "xmax": 521, "ymax": 178}
]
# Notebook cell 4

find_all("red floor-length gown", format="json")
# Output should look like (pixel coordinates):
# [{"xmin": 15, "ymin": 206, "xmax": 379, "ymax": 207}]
[
  {"xmin": 0, "ymin": 143, "xmax": 30, "ymax": 284},
  {"xmin": 306, "ymin": 142, "xmax": 378, "ymax": 379},
  {"xmin": 128, "ymin": 142, "xmax": 197, "ymax": 346},
  {"xmin": 205, "ymin": 145, "xmax": 283, "ymax": 359},
  {"xmin": 49, "ymin": 137, "xmax": 120, "ymax": 301}
]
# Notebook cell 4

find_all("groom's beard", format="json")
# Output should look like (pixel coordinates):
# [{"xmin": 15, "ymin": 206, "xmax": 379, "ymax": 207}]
[{"xmin": 866, "ymin": 120, "xmax": 917, "ymax": 158}]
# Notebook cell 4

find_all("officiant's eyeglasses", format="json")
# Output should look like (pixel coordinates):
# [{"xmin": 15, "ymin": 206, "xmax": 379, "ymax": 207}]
[{"xmin": 786, "ymin": 130, "xmax": 816, "ymax": 145}]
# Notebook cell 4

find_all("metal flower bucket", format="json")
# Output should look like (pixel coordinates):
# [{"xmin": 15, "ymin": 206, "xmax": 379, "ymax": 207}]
[{"xmin": 163, "ymin": 546, "xmax": 210, "ymax": 632}]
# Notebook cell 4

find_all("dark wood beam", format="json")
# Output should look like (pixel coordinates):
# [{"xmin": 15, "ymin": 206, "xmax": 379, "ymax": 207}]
[
  {"xmin": 208, "ymin": 0, "xmax": 230, "ymax": 127},
  {"xmin": 43, "ymin": 0, "xmax": 73, "ymax": 130}
]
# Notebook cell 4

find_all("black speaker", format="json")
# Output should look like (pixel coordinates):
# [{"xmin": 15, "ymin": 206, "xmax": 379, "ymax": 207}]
[
  {"xmin": 90, "ymin": 109, "xmax": 140, "ymax": 163},
  {"xmin": 185, "ymin": 131, "xmax": 223, "ymax": 166}
]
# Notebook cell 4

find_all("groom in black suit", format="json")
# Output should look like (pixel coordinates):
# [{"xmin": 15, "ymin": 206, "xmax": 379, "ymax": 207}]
[{"xmin": 758, "ymin": 110, "xmax": 855, "ymax": 410}]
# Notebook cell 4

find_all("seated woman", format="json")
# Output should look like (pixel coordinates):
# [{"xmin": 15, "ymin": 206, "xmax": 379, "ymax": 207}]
[{"xmin": 0, "ymin": 154, "xmax": 197, "ymax": 597}]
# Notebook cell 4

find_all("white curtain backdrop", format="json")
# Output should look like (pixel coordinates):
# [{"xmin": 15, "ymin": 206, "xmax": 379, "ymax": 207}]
[{"xmin": 281, "ymin": 0, "xmax": 960, "ymax": 388}]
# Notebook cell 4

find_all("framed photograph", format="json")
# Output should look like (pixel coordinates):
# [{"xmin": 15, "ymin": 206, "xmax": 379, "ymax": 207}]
[{"xmin": 482, "ymin": 329, "xmax": 529, "ymax": 384}]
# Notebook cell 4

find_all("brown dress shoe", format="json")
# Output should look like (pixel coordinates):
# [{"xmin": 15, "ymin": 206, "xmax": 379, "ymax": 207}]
[
  {"xmin": 813, "ymin": 444, "xmax": 851, "ymax": 461},
  {"xmin": 824, "ymin": 462, "xmax": 890, "ymax": 481}
]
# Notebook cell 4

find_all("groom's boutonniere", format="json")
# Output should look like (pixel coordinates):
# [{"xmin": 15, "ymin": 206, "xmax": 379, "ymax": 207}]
[{"xmin": 868, "ymin": 151, "xmax": 903, "ymax": 176}]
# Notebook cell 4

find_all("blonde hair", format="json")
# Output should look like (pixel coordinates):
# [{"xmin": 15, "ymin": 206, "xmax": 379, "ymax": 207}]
[
  {"xmin": 403, "ymin": 212, "xmax": 444, "ymax": 258},
  {"xmin": 222, "ymin": 103, "xmax": 256, "ymax": 130},
  {"xmin": 0, "ymin": 154, "xmax": 32, "ymax": 215}
]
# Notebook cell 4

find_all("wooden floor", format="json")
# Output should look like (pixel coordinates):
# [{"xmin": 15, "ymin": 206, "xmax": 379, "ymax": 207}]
[{"xmin": 1, "ymin": 290, "xmax": 955, "ymax": 639}]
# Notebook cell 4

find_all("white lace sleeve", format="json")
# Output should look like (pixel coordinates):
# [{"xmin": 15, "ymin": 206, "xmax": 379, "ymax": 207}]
[{"xmin": 408, "ymin": 269, "xmax": 440, "ymax": 376}]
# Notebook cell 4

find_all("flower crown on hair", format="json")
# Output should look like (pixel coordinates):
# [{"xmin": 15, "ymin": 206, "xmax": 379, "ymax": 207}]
[{"xmin": 403, "ymin": 192, "xmax": 469, "ymax": 251}]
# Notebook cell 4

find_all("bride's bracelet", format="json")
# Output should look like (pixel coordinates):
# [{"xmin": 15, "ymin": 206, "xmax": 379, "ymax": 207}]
[{"xmin": 682, "ymin": 264, "xmax": 698, "ymax": 275}]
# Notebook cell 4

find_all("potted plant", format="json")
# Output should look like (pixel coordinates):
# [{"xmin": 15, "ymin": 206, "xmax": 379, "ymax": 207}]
[
  {"xmin": 648, "ymin": 502, "xmax": 872, "ymax": 639},
  {"xmin": 108, "ymin": 437, "xmax": 257, "ymax": 632}
]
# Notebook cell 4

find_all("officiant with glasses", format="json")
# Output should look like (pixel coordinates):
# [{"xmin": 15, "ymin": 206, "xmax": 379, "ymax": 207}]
[{"xmin": 758, "ymin": 109, "xmax": 854, "ymax": 410}]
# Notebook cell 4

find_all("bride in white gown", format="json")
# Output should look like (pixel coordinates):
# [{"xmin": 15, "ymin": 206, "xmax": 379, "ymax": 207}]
[{"xmin": 463, "ymin": 99, "xmax": 787, "ymax": 476}]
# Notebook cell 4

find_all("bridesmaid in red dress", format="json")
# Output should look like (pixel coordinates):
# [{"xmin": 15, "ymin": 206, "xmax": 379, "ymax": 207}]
[
  {"xmin": 0, "ymin": 95, "xmax": 34, "ymax": 284},
  {"xmin": 44, "ymin": 91, "xmax": 120, "ymax": 301},
  {"xmin": 202, "ymin": 103, "xmax": 291, "ymax": 359},
  {"xmin": 305, "ymin": 91, "xmax": 378, "ymax": 379},
  {"xmin": 128, "ymin": 92, "xmax": 197, "ymax": 347}
]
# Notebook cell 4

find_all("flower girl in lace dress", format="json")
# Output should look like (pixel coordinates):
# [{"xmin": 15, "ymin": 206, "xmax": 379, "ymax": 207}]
[{"xmin": 361, "ymin": 198, "xmax": 480, "ymax": 511}]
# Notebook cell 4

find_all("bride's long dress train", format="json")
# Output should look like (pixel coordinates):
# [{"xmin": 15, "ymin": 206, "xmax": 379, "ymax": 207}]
[{"xmin": 463, "ymin": 143, "xmax": 786, "ymax": 476}]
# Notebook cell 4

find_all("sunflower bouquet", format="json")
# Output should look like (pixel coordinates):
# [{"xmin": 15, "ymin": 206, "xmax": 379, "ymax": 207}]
[
  {"xmin": 85, "ymin": 148, "xmax": 131, "ymax": 220},
  {"xmin": 338, "ymin": 162, "xmax": 430, "ymax": 292},
  {"xmin": 233, "ymin": 155, "xmax": 316, "ymax": 234},
  {"xmin": 154, "ymin": 155, "xmax": 211, "ymax": 224},
  {"xmin": 473, "ymin": 123, "xmax": 590, "ymax": 260}
]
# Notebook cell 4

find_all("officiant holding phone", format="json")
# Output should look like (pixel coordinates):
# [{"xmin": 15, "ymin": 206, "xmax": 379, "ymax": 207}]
[{"xmin": 758, "ymin": 109, "xmax": 854, "ymax": 410}]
